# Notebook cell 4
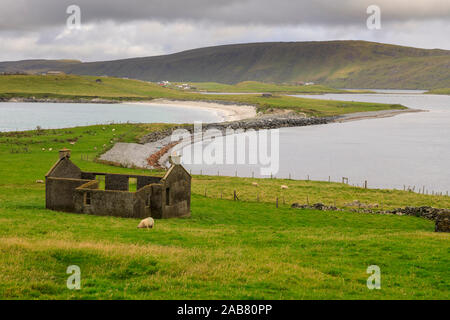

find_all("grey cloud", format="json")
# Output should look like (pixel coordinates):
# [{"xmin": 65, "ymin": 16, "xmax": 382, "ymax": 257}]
[
  {"xmin": 0, "ymin": 18, "xmax": 448, "ymax": 62},
  {"xmin": 0, "ymin": 0, "xmax": 449, "ymax": 31}
]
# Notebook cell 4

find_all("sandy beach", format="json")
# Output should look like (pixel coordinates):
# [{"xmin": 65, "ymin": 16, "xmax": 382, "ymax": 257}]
[
  {"xmin": 333, "ymin": 108, "xmax": 424, "ymax": 123},
  {"xmin": 127, "ymin": 99, "xmax": 257, "ymax": 122}
]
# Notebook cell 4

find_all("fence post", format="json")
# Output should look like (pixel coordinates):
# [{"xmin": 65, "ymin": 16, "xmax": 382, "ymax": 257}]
[{"xmin": 276, "ymin": 197, "xmax": 278, "ymax": 208}]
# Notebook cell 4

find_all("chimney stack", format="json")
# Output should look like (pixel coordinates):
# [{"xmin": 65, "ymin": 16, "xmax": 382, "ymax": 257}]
[
  {"xmin": 169, "ymin": 153, "xmax": 181, "ymax": 165},
  {"xmin": 59, "ymin": 148, "xmax": 71, "ymax": 159}
]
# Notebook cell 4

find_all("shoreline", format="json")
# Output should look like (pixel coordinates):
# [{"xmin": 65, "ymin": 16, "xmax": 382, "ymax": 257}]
[
  {"xmin": 1, "ymin": 96, "xmax": 417, "ymax": 124},
  {"xmin": 125, "ymin": 99, "xmax": 257, "ymax": 122},
  {"xmin": 2, "ymin": 96, "xmax": 421, "ymax": 170},
  {"xmin": 0, "ymin": 96, "xmax": 258, "ymax": 123},
  {"xmin": 333, "ymin": 108, "xmax": 424, "ymax": 123},
  {"xmin": 100, "ymin": 106, "xmax": 418, "ymax": 170}
]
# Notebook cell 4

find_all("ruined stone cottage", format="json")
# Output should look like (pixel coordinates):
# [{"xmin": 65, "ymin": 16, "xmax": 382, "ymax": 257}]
[{"xmin": 45, "ymin": 149, "xmax": 191, "ymax": 219}]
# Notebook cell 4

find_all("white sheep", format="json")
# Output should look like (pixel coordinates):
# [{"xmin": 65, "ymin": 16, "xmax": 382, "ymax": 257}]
[
  {"xmin": 252, "ymin": 182, "xmax": 259, "ymax": 187},
  {"xmin": 137, "ymin": 217, "xmax": 155, "ymax": 229},
  {"xmin": 281, "ymin": 185, "xmax": 289, "ymax": 190}
]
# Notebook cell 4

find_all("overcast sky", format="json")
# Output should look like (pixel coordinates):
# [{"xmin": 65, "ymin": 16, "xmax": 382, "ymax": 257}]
[{"xmin": 0, "ymin": 0, "xmax": 449, "ymax": 61}]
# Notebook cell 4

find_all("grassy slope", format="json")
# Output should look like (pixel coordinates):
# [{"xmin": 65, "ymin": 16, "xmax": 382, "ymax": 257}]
[
  {"xmin": 0, "ymin": 59, "xmax": 81, "ymax": 74},
  {"xmin": 0, "ymin": 75, "xmax": 406, "ymax": 117},
  {"xmin": 192, "ymin": 176, "xmax": 450, "ymax": 210},
  {"xmin": 0, "ymin": 125, "xmax": 448, "ymax": 299},
  {"xmin": 3, "ymin": 41, "xmax": 449, "ymax": 89},
  {"xmin": 185, "ymin": 81, "xmax": 347, "ymax": 94},
  {"xmin": 324, "ymin": 55, "xmax": 450, "ymax": 89},
  {"xmin": 426, "ymin": 88, "xmax": 450, "ymax": 95},
  {"xmin": 48, "ymin": 41, "xmax": 450, "ymax": 89}
]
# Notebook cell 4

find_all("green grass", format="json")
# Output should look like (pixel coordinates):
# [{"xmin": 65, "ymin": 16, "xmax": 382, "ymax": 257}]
[
  {"xmin": 1, "ymin": 195, "xmax": 448, "ymax": 299},
  {"xmin": 0, "ymin": 75, "xmax": 406, "ymax": 117},
  {"xmin": 0, "ymin": 124, "xmax": 448, "ymax": 299},
  {"xmin": 181, "ymin": 81, "xmax": 348, "ymax": 94},
  {"xmin": 426, "ymin": 88, "xmax": 450, "ymax": 95},
  {"xmin": 191, "ymin": 176, "xmax": 450, "ymax": 211}
]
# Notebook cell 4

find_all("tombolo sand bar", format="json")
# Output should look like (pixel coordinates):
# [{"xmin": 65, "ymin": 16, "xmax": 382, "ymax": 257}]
[{"xmin": 45, "ymin": 148, "xmax": 191, "ymax": 219}]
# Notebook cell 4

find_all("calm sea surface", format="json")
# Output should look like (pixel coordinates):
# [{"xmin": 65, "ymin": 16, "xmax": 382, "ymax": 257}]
[
  {"xmin": 181, "ymin": 91, "xmax": 450, "ymax": 194},
  {"xmin": 0, "ymin": 102, "xmax": 221, "ymax": 132},
  {"xmin": 2, "ymin": 93, "xmax": 449, "ymax": 193}
]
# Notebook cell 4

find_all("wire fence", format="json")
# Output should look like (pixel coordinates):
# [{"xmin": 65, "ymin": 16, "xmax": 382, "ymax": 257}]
[{"xmin": 188, "ymin": 168, "xmax": 450, "ymax": 198}]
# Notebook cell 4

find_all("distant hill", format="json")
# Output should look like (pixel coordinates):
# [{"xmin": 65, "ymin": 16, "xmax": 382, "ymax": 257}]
[
  {"xmin": 0, "ymin": 59, "xmax": 81, "ymax": 74},
  {"xmin": 2, "ymin": 41, "xmax": 449, "ymax": 89}
]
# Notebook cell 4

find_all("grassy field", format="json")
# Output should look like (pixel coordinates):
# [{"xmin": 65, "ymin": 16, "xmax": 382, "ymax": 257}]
[
  {"xmin": 426, "ymin": 88, "xmax": 450, "ymax": 95},
  {"xmin": 180, "ymin": 81, "xmax": 348, "ymax": 94},
  {"xmin": 0, "ymin": 75, "xmax": 406, "ymax": 117},
  {"xmin": 0, "ymin": 124, "xmax": 448, "ymax": 299},
  {"xmin": 191, "ymin": 176, "xmax": 450, "ymax": 211}
]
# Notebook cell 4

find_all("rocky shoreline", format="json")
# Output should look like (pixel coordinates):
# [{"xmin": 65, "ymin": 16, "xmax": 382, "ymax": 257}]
[
  {"xmin": 139, "ymin": 113, "xmax": 333, "ymax": 144},
  {"xmin": 101, "ymin": 106, "xmax": 416, "ymax": 169},
  {"xmin": 137, "ymin": 106, "xmax": 418, "ymax": 145},
  {"xmin": 99, "ymin": 112, "xmax": 333, "ymax": 169}
]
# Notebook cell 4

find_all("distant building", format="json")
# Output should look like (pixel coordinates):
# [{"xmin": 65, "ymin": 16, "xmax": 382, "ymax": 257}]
[
  {"xmin": 158, "ymin": 81, "xmax": 171, "ymax": 87},
  {"xmin": 46, "ymin": 71, "xmax": 65, "ymax": 75}
]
